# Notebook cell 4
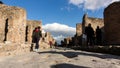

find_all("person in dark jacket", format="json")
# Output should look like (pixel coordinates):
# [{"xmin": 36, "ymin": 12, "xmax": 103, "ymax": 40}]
[
  {"xmin": 96, "ymin": 26, "xmax": 102, "ymax": 45},
  {"xmin": 34, "ymin": 26, "xmax": 42, "ymax": 51},
  {"xmin": 32, "ymin": 27, "xmax": 37, "ymax": 43},
  {"xmin": 85, "ymin": 24, "xmax": 95, "ymax": 46}
]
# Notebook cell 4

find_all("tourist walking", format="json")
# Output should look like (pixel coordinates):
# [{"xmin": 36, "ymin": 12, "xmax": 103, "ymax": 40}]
[
  {"xmin": 96, "ymin": 26, "xmax": 102, "ymax": 45},
  {"xmin": 49, "ymin": 40, "xmax": 55, "ymax": 49},
  {"xmin": 33, "ymin": 26, "xmax": 42, "ymax": 52},
  {"xmin": 85, "ymin": 24, "xmax": 95, "ymax": 46}
]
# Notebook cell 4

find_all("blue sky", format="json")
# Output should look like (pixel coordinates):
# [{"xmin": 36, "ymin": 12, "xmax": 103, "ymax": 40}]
[
  {"xmin": 2, "ymin": 0, "xmax": 104, "ymax": 27},
  {"xmin": 1, "ymin": 0, "xmax": 119, "ymax": 43}
]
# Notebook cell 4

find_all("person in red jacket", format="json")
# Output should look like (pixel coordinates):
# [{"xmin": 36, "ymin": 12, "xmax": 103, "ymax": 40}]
[{"xmin": 34, "ymin": 26, "xmax": 42, "ymax": 51}]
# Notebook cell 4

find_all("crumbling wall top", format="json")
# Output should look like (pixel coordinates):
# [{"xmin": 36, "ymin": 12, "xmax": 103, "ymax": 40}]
[{"xmin": 0, "ymin": 4, "xmax": 26, "ymax": 19}]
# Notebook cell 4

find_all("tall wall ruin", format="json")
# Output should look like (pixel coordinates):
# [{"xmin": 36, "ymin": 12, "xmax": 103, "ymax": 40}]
[
  {"xmin": 82, "ymin": 14, "xmax": 104, "ymax": 33},
  {"xmin": 26, "ymin": 20, "xmax": 42, "ymax": 43},
  {"xmin": 104, "ymin": 1, "xmax": 120, "ymax": 44},
  {"xmin": 0, "ymin": 4, "xmax": 26, "ymax": 43},
  {"xmin": 26, "ymin": 20, "xmax": 55, "ymax": 49},
  {"xmin": 61, "ymin": 14, "xmax": 104, "ymax": 46},
  {"xmin": 76, "ymin": 23, "xmax": 82, "ymax": 36}
]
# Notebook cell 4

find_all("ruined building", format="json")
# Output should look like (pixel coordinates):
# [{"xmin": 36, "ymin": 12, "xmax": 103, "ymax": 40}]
[
  {"xmin": 26, "ymin": 20, "xmax": 42, "ymax": 43},
  {"xmin": 26, "ymin": 20, "xmax": 55, "ymax": 49},
  {"xmin": 76, "ymin": 14, "xmax": 104, "ymax": 45},
  {"xmin": 0, "ymin": 3, "xmax": 55, "ymax": 56},
  {"xmin": 76, "ymin": 14, "xmax": 104, "ymax": 44},
  {"xmin": 0, "ymin": 3, "xmax": 26, "ymax": 43},
  {"xmin": 61, "ymin": 14, "xmax": 104, "ymax": 46},
  {"xmin": 82, "ymin": 14, "xmax": 104, "ymax": 33},
  {"xmin": 62, "ymin": 1, "xmax": 120, "ymax": 46},
  {"xmin": 104, "ymin": 1, "xmax": 120, "ymax": 44},
  {"xmin": 75, "ymin": 23, "xmax": 82, "ymax": 45}
]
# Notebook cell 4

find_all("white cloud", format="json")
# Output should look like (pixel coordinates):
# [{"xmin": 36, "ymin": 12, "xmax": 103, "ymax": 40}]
[
  {"xmin": 69, "ymin": 0, "xmax": 120, "ymax": 10},
  {"xmin": 43, "ymin": 23, "xmax": 76, "ymax": 44},
  {"xmin": 69, "ymin": 0, "xmax": 84, "ymax": 6},
  {"xmin": 61, "ymin": 6, "xmax": 74, "ymax": 11},
  {"xmin": 53, "ymin": 35, "xmax": 66, "ymax": 44}
]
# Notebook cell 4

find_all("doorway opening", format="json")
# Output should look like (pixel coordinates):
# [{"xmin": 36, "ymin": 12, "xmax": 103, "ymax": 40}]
[
  {"xmin": 25, "ymin": 26, "xmax": 28, "ymax": 42},
  {"xmin": 4, "ymin": 18, "xmax": 8, "ymax": 41}
]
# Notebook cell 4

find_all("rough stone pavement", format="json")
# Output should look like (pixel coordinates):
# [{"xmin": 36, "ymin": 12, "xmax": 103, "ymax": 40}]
[{"xmin": 0, "ymin": 48, "xmax": 120, "ymax": 68}]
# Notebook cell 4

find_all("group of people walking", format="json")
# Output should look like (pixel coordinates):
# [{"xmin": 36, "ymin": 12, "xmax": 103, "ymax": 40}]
[{"xmin": 82, "ymin": 23, "xmax": 102, "ymax": 46}]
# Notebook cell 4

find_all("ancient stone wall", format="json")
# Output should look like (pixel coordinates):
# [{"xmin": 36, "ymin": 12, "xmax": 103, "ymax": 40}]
[
  {"xmin": 0, "ymin": 3, "xmax": 56, "ymax": 56},
  {"xmin": 0, "ymin": 43, "xmax": 31, "ymax": 56},
  {"xmin": 104, "ymin": 1, "xmax": 120, "ymax": 44},
  {"xmin": 26, "ymin": 20, "xmax": 56, "ymax": 49},
  {"xmin": 26, "ymin": 20, "xmax": 42, "ymax": 43},
  {"xmin": 65, "ymin": 37, "xmax": 72, "ymax": 45},
  {"xmin": 40, "ymin": 32, "xmax": 55, "ymax": 49},
  {"xmin": 76, "ymin": 23, "xmax": 82, "ymax": 36},
  {"xmin": 82, "ymin": 14, "xmax": 104, "ymax": 33},
  {"xmin": 61, "ymin": 37, "xmax": 72, "ymax": 47},
  {"xmin": 0, "ymin": 4, "xmax": 31, "ymax": 56},
  {"xmin": 44, "ymin": 32, "xmax": 55, "ymax": 44},
  {"xmin": 0, "ymin": 4, "xmax": 26, "ymax": 43},
  {"xmin": 61, "ymin": 14, "xmax": 104, "ymax": 46}
]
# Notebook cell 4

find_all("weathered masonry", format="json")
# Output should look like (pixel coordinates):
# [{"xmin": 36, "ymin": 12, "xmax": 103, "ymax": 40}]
[
  {"xmin": 0, "ymin": 4, "xmax": 26, "ymax": 43},
  {"xmin": 104, "ymin": 1, "xmax": 120, "ymax": 44}
]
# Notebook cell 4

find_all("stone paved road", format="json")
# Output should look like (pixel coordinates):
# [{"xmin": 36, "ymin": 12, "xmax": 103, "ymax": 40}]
[{"xmin": 0, "ymin": 49, "xmax": 120, "ymax": 68}]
